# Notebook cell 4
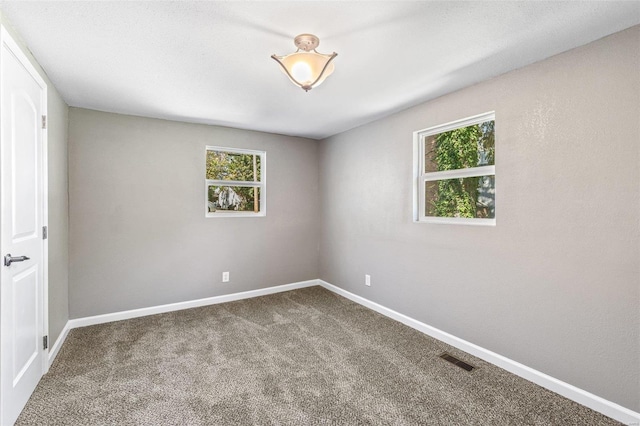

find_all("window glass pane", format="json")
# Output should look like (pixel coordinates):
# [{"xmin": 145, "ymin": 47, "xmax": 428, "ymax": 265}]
[
  {"xmin": 424, "ymin": 120, "xmax": 495, "ymax": 173},
  {"xmin": 425, "ymin": 175, "xmax": 495, "ymax": 218},
  {"xmin": 206, "ymin": 151, "xmax": 261, "ymax": 182},
  {"xmin": 207, "ymin": 186, "xmax": 260, "ymax": 213}
]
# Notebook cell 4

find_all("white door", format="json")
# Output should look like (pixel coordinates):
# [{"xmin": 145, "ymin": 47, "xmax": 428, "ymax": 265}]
[{"xmin": 0, "ymin": 26, "xmax": 48, "ymax": 426}]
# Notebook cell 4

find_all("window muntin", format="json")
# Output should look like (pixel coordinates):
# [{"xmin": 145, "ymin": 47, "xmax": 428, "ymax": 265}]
[
  {"xmin": 205, "ymin": 146, "xmax": 265, "ymax": 217},
  {"xmin": 414, "ymin": 112, "xmax": 495, "ymax": 225}
]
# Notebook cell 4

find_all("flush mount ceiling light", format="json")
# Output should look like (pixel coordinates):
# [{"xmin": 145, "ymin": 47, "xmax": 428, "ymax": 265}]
[{"xmin": 271, "ymin": 34, "xmax": 337, "ymax": 92}]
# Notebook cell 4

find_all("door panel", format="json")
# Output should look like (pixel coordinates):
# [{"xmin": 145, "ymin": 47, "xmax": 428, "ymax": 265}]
[
  {"xmin": 13, "ymin": 266, "xmax": 38, "ymax": 385},
  {"xmin": 12, "ymin": 94, "xmax": 38, "ymax": 240},
  {"xmin": 0, "ymin": 26, "xmax": 47, "ymax": 426}
]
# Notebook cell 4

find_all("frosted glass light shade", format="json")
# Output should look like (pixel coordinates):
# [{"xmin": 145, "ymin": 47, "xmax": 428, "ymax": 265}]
[
  {"xmin": 271, "ymin": 34, "xmax": 337, "ymax": 92},
  {"xmin": 272, "ymin": 51, "xmax": 336, "ymax": 91}
]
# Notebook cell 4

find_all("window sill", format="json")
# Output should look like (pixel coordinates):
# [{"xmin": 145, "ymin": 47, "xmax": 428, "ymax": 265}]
[
  {"xmin": 206, "ymin": 212, "xmax": 266, "ymax": 218},
  {"xmin": 414, "ymin": 217, "xmax": 495, "ymax": 226}
]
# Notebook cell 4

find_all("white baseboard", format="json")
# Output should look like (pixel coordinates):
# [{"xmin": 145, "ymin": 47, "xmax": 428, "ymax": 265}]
[
  {"xmin": 68, "ymin": 279, "xmax": 318, "ymax": 329},
  {"xmin": 317, "ymin": 280, "xmax": 640, "ymax": 425},
  {"xmin": 47, "ymin": 321, "xmax": 71, "ymax": 368}
]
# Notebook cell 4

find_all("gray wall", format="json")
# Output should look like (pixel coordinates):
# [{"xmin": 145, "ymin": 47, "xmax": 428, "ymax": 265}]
[
  {"xmin": 68, "ymin": 109, "xmax": 319, "ymax": 318},
  {"xmin": 318, "ymin": 26, "xmax": 639, "ymax": 411},
  {"xmin": 0, "ymin": 14, "xmax": 70, "ymax": 347}
]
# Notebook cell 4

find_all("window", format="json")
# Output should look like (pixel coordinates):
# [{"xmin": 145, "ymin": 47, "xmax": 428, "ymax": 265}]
[
  {"xmin": 414, "ymin": 112, "xmax": 495, "ymax": 225},
  {"xmin": 205, "ymin": 146, "xmax": 266, "ymax": 217}
]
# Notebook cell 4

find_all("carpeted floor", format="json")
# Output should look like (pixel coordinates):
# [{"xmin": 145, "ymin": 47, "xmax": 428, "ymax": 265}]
[{"xmin": 17, "ymin": 286, "xmax": 620, "ymax": 425}]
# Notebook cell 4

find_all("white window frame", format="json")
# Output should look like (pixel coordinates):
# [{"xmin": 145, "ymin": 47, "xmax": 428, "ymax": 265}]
[
  {"xmin": 205, "ymin": 146, "xmax": 266, "ymax": 218},
  {"xmin": 413, "ymin": 111, "xmax": 496, "ymax": 226}
]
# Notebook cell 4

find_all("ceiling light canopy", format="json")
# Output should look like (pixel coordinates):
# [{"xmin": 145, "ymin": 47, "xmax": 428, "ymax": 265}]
[{"xmin": 271, "ymin": 34, "xmax": 337, "ymax": 92}]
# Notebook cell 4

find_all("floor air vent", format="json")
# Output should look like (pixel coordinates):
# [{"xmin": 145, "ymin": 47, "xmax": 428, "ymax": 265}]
[{"xmin": 439, "ymin": 353, "xmax": 475, "ymax": 372}]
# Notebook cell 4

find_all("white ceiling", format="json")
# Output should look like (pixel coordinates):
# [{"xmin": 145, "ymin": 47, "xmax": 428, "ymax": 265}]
[{"xmin": 0, "ymin": 1, "xmax": 638, "ymax": 140}]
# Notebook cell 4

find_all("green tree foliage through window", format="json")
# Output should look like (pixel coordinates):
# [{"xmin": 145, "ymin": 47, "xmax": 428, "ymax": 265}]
[
  {"xmin": 206, "ymin": 151, "xmax": 261, "ymax": 182},
  {"xmin": 425, "ymin": 121, "xmax": 495, "ymax": 219},
  {"xmin": 206, "ymin": 149, "xmax": 263, "ymax": 213}
]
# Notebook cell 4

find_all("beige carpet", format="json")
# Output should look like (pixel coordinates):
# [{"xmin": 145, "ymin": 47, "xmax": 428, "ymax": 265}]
[{"xmin": 17, "ymin": 286, "xmax": 620, "ymax": 425}]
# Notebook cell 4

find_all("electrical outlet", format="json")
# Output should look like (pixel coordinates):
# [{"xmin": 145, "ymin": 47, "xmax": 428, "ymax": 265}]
[
  {"xmin": 365, "ymin": 274, "xmax": 371, "ymax": 286},
  {"xmin": 222, "ymin": 271, "xmax": 230, "ymax": 283}
]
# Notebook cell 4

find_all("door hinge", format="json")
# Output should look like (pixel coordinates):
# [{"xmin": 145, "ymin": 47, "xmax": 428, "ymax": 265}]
[
  {"xmin": 42, "ymin": 225, "xmax": 48, "ymax": 240},
  {"xmin": 43, "ymin": 335, "xmax": 48, "ymax": 350},
  {"xmin": 42, "ymin": 115, "xmax": 47, "ymax": 129}
]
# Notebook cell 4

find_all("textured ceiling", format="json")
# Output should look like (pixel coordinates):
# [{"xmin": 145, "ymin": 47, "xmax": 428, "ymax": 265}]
[{"xmin": 0, "ymin": 1, "xmax": 638, "ymax": 139}]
